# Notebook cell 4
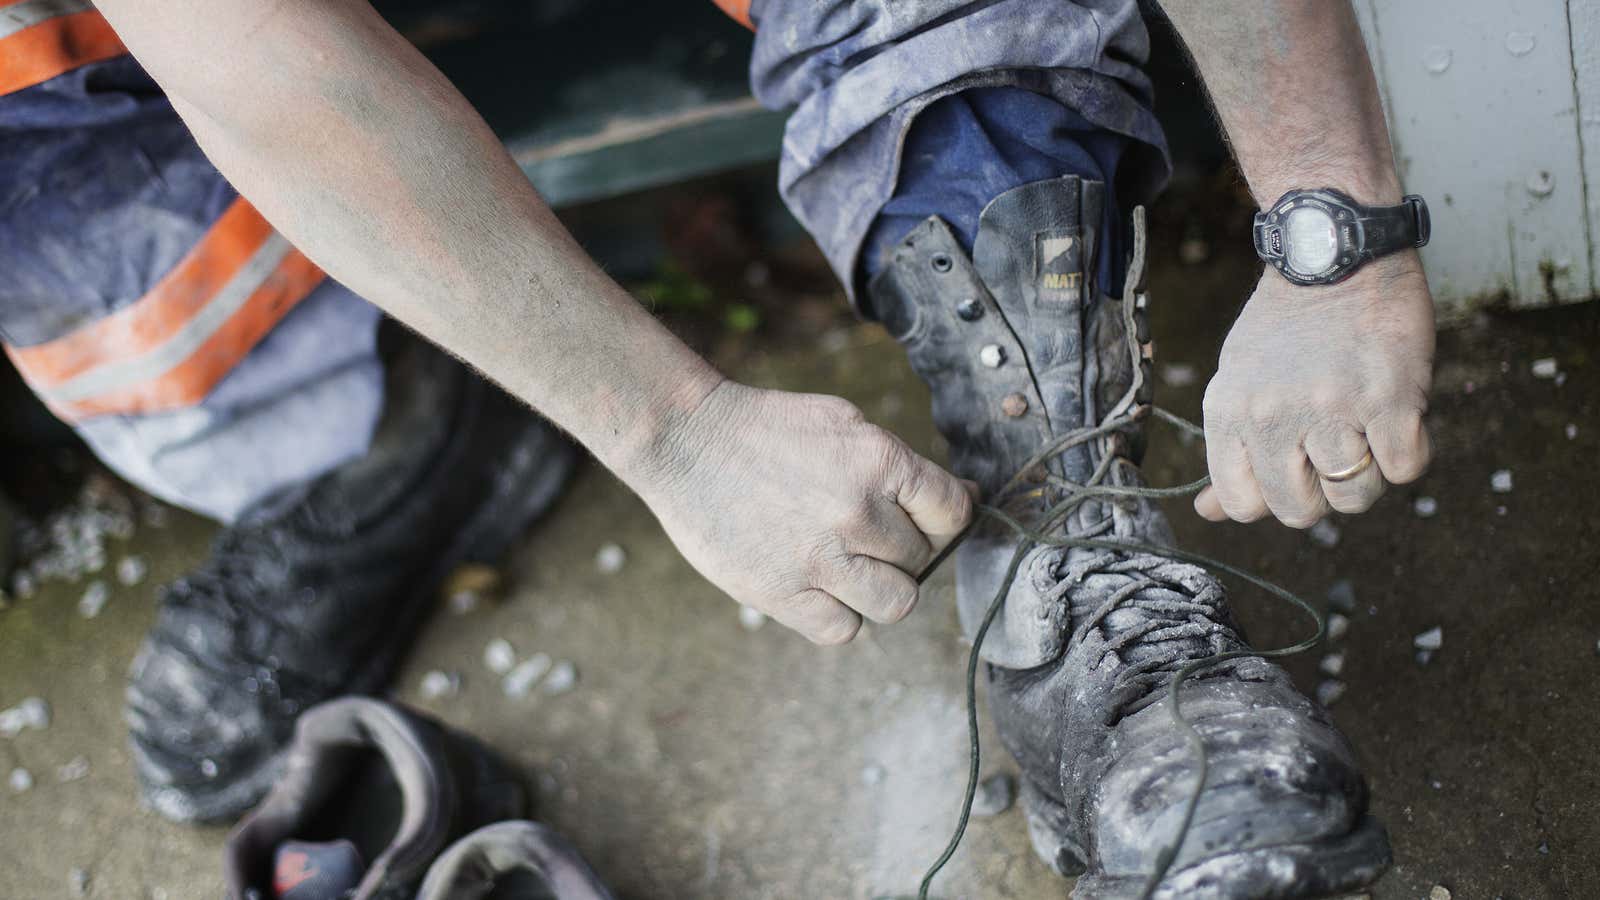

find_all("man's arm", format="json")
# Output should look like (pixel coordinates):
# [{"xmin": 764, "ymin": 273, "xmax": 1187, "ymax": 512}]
[
  {"xmin": 91, "ymin": 0, "xmax": 974, "ymax": 642},
  {"xmin": 1157, "ymin": 0, "xmax": 1434, "ymax": 527}
]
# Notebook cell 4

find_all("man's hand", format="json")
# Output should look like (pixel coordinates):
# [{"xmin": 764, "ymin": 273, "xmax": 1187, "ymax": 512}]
[
  {"xmin": 633, "ymin": 381, "xmax": 976, "ymax": 644},
  {"xmin": 1195, "ymin": 254, "xmax": 1434, "ymax": 527}
]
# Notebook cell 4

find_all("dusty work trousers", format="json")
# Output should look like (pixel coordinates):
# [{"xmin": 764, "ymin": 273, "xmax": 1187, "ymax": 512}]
[{"xmin": 0, "ymin": 0, "xmax": 1166, "ymax": 523}]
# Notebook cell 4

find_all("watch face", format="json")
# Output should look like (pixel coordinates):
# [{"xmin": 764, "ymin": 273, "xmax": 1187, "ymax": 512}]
[{"xmin": 1282, "ymin": 206, "xmax": 1339, "ymax": 278}]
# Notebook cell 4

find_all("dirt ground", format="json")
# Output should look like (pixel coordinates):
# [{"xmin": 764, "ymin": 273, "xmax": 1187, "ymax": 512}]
[{"xmin": 0, "ymin": 181, "xmax": 1596, "ymax": 900}]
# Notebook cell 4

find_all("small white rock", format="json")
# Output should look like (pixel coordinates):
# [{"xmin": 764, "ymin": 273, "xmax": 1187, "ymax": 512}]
[
  {"xmin": 1326, "ymin": 580, "xmax": 1357, "ymax": 612},
  {"xmin": 1160, "ymin": 363, "xmax": 1199, "ymax": 388},
  {"xmin": 1319, "ymin": 652, "xmax": 1346, "ymax": 677},
  {"xmin": 1430, "ymin": 884, "xmax": 1452, "ymax": 900},
  {"xmin": 595, "ymin": 543, "xmax": 627, "ymax": 575},
  {"xmin": 970, "ymin": 773, "xmax": 1017, "ymax": 817},
  {"xmin": 1416, "ymin": 649, "xmax": 1436, "ymax": 666},
  {"xmin": 77, "ymin": 581, "xmax": 109, "ymax": 618},
  {"xmin": 1315, "ymin": 680, "xmax": 1347, "ymax": 707},
  {"xmin": 1567, "ymin": 423, "xmax": 1579, "ymax": 440},
  {"xmin": 483, "ymin": 638, "xmax": 516, "ymax": 675},
  {"xmin": 738, "ymin": 606, "xmax": 767, "ymax": 632},
  {"xmin": 1530, "ymin": 357, "xmax": 1559, "ymax": 379},
  {"xmin": 1308, "ymin": 518, "xmax": 1341, "ymax": 549},
  {"xmin": 57, "ymin": 756, "xmax": 90, "ymax": 783},
  {"xmin": 1414, "ymin": 626, "xmax": 1444, "ymax": 650},
  {"xmin": 503, "ymin": 654, "xmax": 552, "ymax": 698},
  {"xmin": 419, "ymin": 670, "xmax": 460, "ymax": 699},
  {"xmin": 199, "ymin": 758, "xmax": 219, "ymax": 779},
  {"xmin": 1490, "ymin": 469, "xmax": 1513, "ymax": 493},
  {"xmin": 861, "ymin": 764, "xmax": 886, "ymax": 786},
  {"xmin": 9, "ymin": 767, "xmax": 34, "ymax": 792},
  {"xmin": 0, "ymin": 708, "xmax": 26, "ymax": 738},
  {"xmin": 542, "ymin": 661, "xmax": 578, "ymax": 696},
  {"xmin": 115, "ymin": 555, "xmax": 147, "ymax": 587},
  {"xmin": 1413, "ymin": 496, "xmax": 1439, "ymax": 518},
  {"xmin": 18, "ymin": 697, "xmax": 49, "ymax": 730},
  {"xmin": 1326, "ymin": 613, "xmax": 1351, "ymax": 641}
]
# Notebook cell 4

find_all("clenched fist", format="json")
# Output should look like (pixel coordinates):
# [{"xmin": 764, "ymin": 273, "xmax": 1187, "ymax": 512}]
[
  {"xmin": 633, "ymin": 381, "xmax": 976, "ymax": 644},
  {"xmin": 1196, "ymin": 253, "xmax": 1435, "ymax": 528}
]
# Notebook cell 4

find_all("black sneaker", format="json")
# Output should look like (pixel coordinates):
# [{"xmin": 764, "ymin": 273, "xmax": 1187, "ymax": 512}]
[
  {"xmin": 224, "ymin": 697, "xmax": 527, "ymax": 900},
  {"xmin": 869, "ymin": 177, "xmax": 1389, "ymax": 897},
  {"xmin": 126, "ymin": 331, "xmax": 576, "ymax": 823},
  {"xmin": 416, "ymin": 821, "xmax": 615, "ymax": 900}
]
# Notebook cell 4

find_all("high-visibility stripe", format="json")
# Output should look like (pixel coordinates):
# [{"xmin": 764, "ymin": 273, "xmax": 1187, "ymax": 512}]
[
  {"xmin": 0, "ymin": 0, "xmax": 127, "ymax": 96},
  {"xmin": 710, "ymin": 0, "xmax": 753, "ymax": 31},
  {"xmin": 5, "ymin": 197, "xmax": 325, "ymax": 422}
]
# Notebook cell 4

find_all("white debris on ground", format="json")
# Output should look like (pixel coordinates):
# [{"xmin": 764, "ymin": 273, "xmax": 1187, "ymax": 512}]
[
  {"xmin": 738, "ymin": 605, "xmax": 766, "ymax": 631},
  {"xmin": 1326, "ymin": 579, "xmax": 1356, "ymax": 612},
  {"xmin": 970, "ymin": 773, "xmax": 1017, "ymax": 818},
  {"xmin": 77, "ymin": 580, "xmax": 109, "ymax": 618},
  {"xmin": 9, "ymin": 767, "xmax": 34, "ymax": 793},
  {"xmin": 1490, "ymin": 469, "xmax": 1514, "ymax": 493},
  {"xmin": 860, "ymin": 764, "xmax": 885, "ymax": 787},
  {"xmin": 1159, "ymin": 363, "xmax": 1199, "ymax": 388},
  {"xmin": 483, "ymin": 638, "xmax": 516, "ymax": 675},
  {"xmin": 56, "ymin": 756, "xmax": 90, "ymax": 783},
  {"xmin": 1413, "ymin": 496, "xmax": 1439, "ymax": 518},
  {"xmin": 0, "ymin": 697, "xmax": 50, "ymax": 737},
  {"xmin": 1529, "ymin": 357, "xmax": 1559, "ymax": 379},
  {"xmin": 503, "ymin": 653, "xmax": 552, "ymax": 698},
  {"xmin": 1308, "ymin": 518, "xmax": 1341, "ymax": 549},
  {"xmin": 11, "ymin": 473, "xmax": 138, "ymax": 589},
  {"xmin": 595, "ymin": 542, "xmax": 627, "ymax": 575},
  {"xmin": 1567, "ymin": 423, "xmax": 1580, "ymax": 440},
  {"xmin": 542, "ymin": 661, "xmax": 578, "ymax": 696},
  {"xmin": 1315, "ymin": 680, "xmax": 1347, "ymax": 707},
  {"xmin": 115, "ymin": 555, "xmax": 147, "ymax": 587},
  {"xmin": 1414, "ymin": 626, "xmax": 1444, "ymax": 651},
  {"xmin": 419, "ymin": 670, "xmax": 460, "ymax": 699},
  {"xmin": 442, "ymin": 563, "xmax": 501, "ymax": 615},
  {"xmin": 1430, "ymin": 885, "xmax": 1452, "ymax": 900},
  {"xmin": 1326, "ymin": 613, "xmax": 1351, "ymax": 641},
  {"xmin": 1319, "ymin": 652, "xmax": 1345, "ymax": 677}
]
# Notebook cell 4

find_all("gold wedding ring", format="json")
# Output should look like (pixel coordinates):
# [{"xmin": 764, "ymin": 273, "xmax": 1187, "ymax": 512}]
[{"xmin": 1318, "ymin": 450, "xmax": 1374, "ymax": 483}]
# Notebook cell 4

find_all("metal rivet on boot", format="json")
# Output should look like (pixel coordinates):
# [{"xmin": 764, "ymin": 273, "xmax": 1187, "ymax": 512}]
[
  {"xmin": 956, "ymin": 298, "xmax": 984, "ymax": 321},
  {"xmin": 979, "ymin": 344, "xmax": 1006, "ymax": 368},
  {"xmin": 930, "ymin": 253, "xmax": 954, "ymax": 273},
  {"xmin": 1001, "ymin": 393, "xmax": 1028, "ymax": 417}
]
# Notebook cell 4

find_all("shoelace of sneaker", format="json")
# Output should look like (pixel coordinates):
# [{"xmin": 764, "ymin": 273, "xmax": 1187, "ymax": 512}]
[{"xmin": 910, "ymin": 405, "xmax": 1326, "ymax": 900}]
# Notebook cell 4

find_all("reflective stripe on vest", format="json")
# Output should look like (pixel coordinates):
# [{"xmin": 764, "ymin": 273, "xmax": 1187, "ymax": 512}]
[
  {"xmin": 5, "ymin": 197, "xmax": 326, "ymax": 422},
  {"xmin": 0, "ymin": 0, "xmax": 126, "ymax": 96}
]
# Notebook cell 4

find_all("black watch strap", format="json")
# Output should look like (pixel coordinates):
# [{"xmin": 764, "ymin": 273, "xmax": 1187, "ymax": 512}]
[{"xmin": 1356, "ymin": 194, "xmax": 1431, "ymax": 262}]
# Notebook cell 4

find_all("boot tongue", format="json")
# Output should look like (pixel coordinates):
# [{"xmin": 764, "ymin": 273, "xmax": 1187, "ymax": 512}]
[
  {"xmin": 273, "ymin": 839, "xmax": 364, "ymax": 900},
  {"xmin": 973, "ymin": 175, "xmax": 1104, "ymax": 484}
]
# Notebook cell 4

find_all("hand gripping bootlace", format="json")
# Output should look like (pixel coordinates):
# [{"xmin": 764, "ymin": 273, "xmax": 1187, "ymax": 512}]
[{"xmin": 910, "ymin": 212, "xmax": 1327, "ymax": 898}]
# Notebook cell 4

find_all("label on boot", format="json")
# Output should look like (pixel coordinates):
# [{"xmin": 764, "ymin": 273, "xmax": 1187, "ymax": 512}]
[{"xmin": 1035, "ymin": 229, "xmax": 1084, "ymax": 305}]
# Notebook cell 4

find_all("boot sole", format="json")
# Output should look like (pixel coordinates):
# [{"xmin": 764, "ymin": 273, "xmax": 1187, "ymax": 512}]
[
  {"xmin": 1071, "ymin": 814, "xmax": 1391, "ymax": 900},
  {"xmin": 142, "ymin": 420, "xmax": 577, "ymax": 824}
]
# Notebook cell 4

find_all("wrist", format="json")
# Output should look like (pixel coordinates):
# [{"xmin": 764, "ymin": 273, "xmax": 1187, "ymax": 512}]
[
  {"xmin": 604, "ymin": 359, "xmax": 728, "ymax": 492},
  {"xmin": 1249, "ymin": 165, "xmax": 1404, "ymax": 210}
]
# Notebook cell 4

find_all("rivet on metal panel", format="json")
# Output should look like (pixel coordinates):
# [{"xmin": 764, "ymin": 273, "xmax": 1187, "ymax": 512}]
[
  {"xmin": 1505, "ymin": 31, "xmax": 1536, "ymax": 57},
  {"xmin": 979, "ymin": 345, "xmax": 1006, "ymax": 368},
  {"xmin": 1526, "ymin": 171, "xmax": 1555, "ymax": 197},
  {"xmin": 1001, "ymin": 393, "xmax": 1028, "ymax": 417},
  {"xmin": 1423, "ymin": 46, "xmax": 1451, "ymax": 75}
]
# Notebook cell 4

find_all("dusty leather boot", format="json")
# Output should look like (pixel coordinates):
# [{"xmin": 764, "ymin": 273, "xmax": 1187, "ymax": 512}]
[
  {"xmin": 126, "ymin": 330, "xmax": 577, "ymax": 824},
  {"xmin": 868, "ymin": 176, "xmax": 1390, "ymax": 898}
]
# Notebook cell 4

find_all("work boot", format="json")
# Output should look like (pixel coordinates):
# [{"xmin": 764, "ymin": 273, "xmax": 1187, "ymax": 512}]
[
  {"xmin": 224, "ymin": 697, "xmax": 527, "ymax": 900},
  {"xmin": 126, "ymin": 330, "xmax": 577, "ymax": 824},
  {"xmin": 416, "ymin": 821, "xmax": 616, "ymax": 900},
  {"xmin": 868, "ymin": 176, "xmax": 1390, "ymax": 897}
]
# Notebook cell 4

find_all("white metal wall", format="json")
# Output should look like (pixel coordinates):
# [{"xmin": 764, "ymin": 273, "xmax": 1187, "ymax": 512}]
[{"xmin": 1355, "ymin": 0, "xmax": 1596, "ymax": 318}]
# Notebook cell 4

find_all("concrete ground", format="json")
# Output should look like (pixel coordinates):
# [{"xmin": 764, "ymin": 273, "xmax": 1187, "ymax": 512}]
[{"xmin": 1, "ymin": 183, "xmax": 1597, "ymax": 899}]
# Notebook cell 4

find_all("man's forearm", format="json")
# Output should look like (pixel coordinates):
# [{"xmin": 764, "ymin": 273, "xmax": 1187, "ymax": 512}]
[
  {"xmin": 1157, "ymin": 1, "xmax": 1402, "ymax": 207},
  {"xmin": 91, "ymin": 0, "xmax": 719, "ymax": 479}
]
